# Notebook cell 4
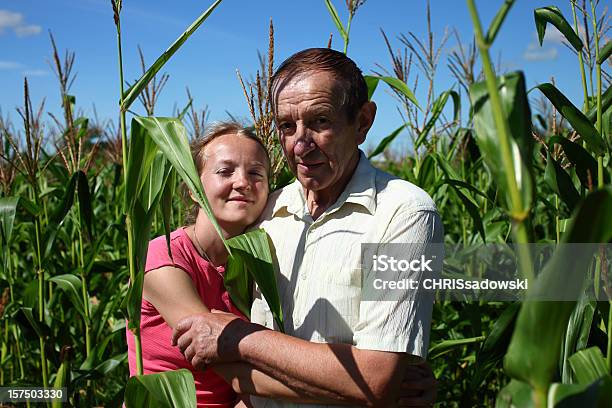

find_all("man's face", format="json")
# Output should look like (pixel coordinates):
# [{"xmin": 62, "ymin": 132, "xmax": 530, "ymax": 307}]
[{"xmin": 274, "ymin": 71, "xmax": 372, "ymax": 198}]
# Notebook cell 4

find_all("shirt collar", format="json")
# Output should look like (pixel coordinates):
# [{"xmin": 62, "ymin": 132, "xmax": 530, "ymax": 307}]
[{"xmin": 271, "ymin": 150, "xmax": 377, "ymax": 217}]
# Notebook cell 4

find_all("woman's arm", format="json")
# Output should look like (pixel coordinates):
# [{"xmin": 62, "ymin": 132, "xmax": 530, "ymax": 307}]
[{"xmin": 143, "ymin": 266, "xmax": 209, "ymax": 328}]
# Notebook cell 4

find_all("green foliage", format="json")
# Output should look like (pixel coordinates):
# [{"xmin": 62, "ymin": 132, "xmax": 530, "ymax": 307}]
[{"xmin": 124, "ymin": 369, "xmax": 197, "ymax": 408}]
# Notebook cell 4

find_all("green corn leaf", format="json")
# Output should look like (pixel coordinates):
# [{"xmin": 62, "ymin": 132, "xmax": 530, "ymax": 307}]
[
  {"xmin": 561, "ymin": 295, "xmax": 596, "ymax": 383},
  {"xmin": 485, "ymin": 0, "xmax": 516, "ymax": 44},
  {"xmin": 51, "ymin": 348, "xmax": 71, "ymax": 408},
  {"xmin": 160, "ymin": 168, "xmax": 176, "ymax": 261},
  {"xmin": 76, "ymin": 170, "xmax": 94, "ymax": 239},
  {"xmin": 471, "ymin": 303, "xmax": 520, "ymax": 389},
  {"xmin": 50, "ymin": 274, "xmax": 88, "ymax": 322},
  {"xmin": 132, "ymin": 117, "xmax": 228, "ymax": 252},
  {"xmin": 597, "ymin": 40, "xmax": 611, "ymax": 65},
  {"xmin": 121, "ymin": 0, "xmax": 223, "ymax": 111},
  {"xmin": 364, "ymin": 75, "xmax": 379, "ymax": 101},
  {"xmin": 178, "ymin": 98, "xmax": 193, "ymax": 121},
  {"xmin": 470, "ymin": 71, "xmax": 535, "ymax": 218},
  {"xmin": 323, "ymin": 0, "xmax": 347, "ymax": 42},
  {"xmin": 368, "ymin": 124, "xmax": 405, "ymax": 159},
  {"xmin": 225, "ymin": 229, "xmax": 284, "ymax": 332},
  {"xmin": 536, "ymin": 83, "xmax": 606, "ymax": 156},
  {"xmin": 125, "ymin": 369, "xmax": 197, "ymax": 408},
  {"xmin": 140, "ymin": 152, "xmax": 168, "ymax": 211},
  {"xmin": 94, "ymin": 352, "xmax": 127, "ymax": 376},
  {"xmin": 547, "ymin": 376, "xmax": 612, "ymax": 407},
  {"xmin": 568, "ymin": 347, "xmax": 608, "ymax": 385},
  {"xmin": 415, "ymin": 90, "xmax": 456, "ymax": 149},
  {"xmin": 375, "ymin": 76, "xmax": 421, "ymax": 109},
  {"xmin": 534, "ymin": 6, "xmax": 583, "ymax": 52},
  {"xmin": 428, "ymin": 336, "xmax": 485, "ymax": 360},
  {"xmin": 549, "ymin": 136, "xmax": 598, "ymax": 190},
  {"xmin": 449, "ymin": 185, "xmax": 486, "ymax": 243},
  {"xmin": 417, "ymin": 155, "xmax": 436, "ymax": 188},
  {"xmin": 544, "ymin": 153, "xmax": 580, "ymax": 212},
  {"xmin": 504, "ymin": 188, "xmax": 612, "ymax": 393},
  {"xmin": 0, "ymin": 197, "xmax": 19, "ymax": 245},
  {"xmin": 125, "ymin": 119, "xmax": 159, "ymax": 212},
  {"xmin": 43, "ymin": 171, "xmax": 79, "ymax": 260},
  {"xmin": 19, "ymin": 307, "xmax": 49, "ymax": 339},
  {"xmin": 586, "ymin": 86, "xmax": 611, "ymax": 123},
  {"xmin": 496, "ymin": 380, "xmax": 534, "ymax": 408}
]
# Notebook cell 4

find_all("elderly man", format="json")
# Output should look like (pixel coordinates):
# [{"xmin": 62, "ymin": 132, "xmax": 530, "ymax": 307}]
[{"xmin": 173, "ymin": 48, "xmax": 443, "ymax": 407}]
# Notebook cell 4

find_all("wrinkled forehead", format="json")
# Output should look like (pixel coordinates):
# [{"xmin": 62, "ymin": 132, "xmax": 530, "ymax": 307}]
[{"xmin": 272, "ymin": 70, "xmax": 347, "ymax": 114}]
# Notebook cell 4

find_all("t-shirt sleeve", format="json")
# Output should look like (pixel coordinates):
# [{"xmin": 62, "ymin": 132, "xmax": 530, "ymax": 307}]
[
  {"xmin": 353, "ymin": 209, "xmax": 443, "ymax": 357},
  {"xmin": 144, "ymin": 235, "xmax": 197, "ymax": 282}
]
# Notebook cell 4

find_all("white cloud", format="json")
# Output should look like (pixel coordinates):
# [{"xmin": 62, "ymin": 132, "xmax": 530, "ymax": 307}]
[
  {"xmin": 539, "ymin": 24, "xmax": 585, "ymax": 45},
  {"xmin": 15, "ymin": 24, "xmax": 41, "ymax": 37},
  {"xmin": 0, "ymin": 60, "xmax": 22, "ymax": 69},
  {"xmin": 523, "ymin": 42, "xmax": 559, "ymax": 61},
  {"xmin": 22, "ymin": 69, "xmax": 48, "ymax": 77},
  {"xmin": 0, "ymin": 9, "xmax": 41, "ymax": 37}
]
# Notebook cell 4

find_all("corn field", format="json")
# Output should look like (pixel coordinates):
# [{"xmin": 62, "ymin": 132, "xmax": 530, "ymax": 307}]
[{"xmin": 0, "ymin": 0, "xmax": 611, "ymax": 406}]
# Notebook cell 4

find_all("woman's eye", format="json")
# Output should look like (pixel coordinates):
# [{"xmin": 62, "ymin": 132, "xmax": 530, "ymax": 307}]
[{"xmin": 216, "ymin": 168, "xmax": 232, "ymax": 176}]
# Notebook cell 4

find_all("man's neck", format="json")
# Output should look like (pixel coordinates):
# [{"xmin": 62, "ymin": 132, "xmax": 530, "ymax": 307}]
[{"xmin": 304, "ymin": 151, "xmax": 360, "ymax": 220}]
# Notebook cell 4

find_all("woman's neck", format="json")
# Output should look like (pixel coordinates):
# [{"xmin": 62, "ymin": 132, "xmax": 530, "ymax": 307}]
[{"xmin": 188, "ymin": 212, "xmax": 243, "ymax": 266}]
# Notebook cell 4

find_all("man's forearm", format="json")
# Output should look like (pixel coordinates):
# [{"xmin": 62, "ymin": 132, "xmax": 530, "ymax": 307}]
[
  {"xmin": 235, "ymin": 326, "xmax": 405, "ymax": 406},
  {"xmin": 214, "ymin": 363, "xmax": 351, "ymax": 404}
]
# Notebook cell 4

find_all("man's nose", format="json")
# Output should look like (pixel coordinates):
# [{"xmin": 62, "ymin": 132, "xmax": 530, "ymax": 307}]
[{"xmin": 293, "ymin": 125, "xmax": 316, "ymax": 157}]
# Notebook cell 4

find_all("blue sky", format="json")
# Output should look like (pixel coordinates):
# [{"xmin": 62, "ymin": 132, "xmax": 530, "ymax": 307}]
[{"xmin": 0, "ymin": 0, "xmax": 599, "ymax": 150}]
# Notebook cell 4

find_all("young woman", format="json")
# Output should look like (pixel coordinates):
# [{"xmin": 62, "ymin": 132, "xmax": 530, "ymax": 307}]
[{"xmin": 126, "ymin": 122, "xmax": 270, "ymax": 407}]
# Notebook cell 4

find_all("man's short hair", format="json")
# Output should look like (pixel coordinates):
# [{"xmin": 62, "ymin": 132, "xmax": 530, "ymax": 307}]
[{"xmin": 270, "ymin": 48, "xmax": 368, "ymax": 122}]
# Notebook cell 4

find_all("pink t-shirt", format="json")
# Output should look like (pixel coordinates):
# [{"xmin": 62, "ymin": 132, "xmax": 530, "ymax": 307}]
[{"xmin": 126, "ymin": 227, "xmax": 245, "ymax": 408}]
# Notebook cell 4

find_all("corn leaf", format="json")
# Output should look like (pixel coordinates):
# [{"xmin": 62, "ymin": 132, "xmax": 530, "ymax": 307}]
[
  {"xmin": 43, "ymin": 171, "xmax": 79, "ymax": 260},
  {"xmin": 51, "ymin": 353, "xmax": 71, "ymax": 408},
  {"xmin": 597, "ymin": 40, "xmax": 611, "ymax": 65},
  {"xmin": 547, "ymin": 376, "xmax": 612, "ymax": 407},
  {"xmin": 415, "ymin": 90, "xmax": 457, "ymax": 149},
  {"xmin": 485, "ymin": 0, "xmax": 516, "ymax": 44},
  {"xmin": 586, "ymin": 86, "xmax": 611, "ymax": 123},
  {"xmin": 470, "ymin": 72, "xmax": 535, "ymax": 217},
  {"xmin": 417, "ymin": 155, "xmax": 436, "ymax": 188},
  {"xmin": 536, "ymin": 83, "xmax": 606, "ymax": 156},
  {"xmin": 132, "ymin": 117, "xmax": 228, "ymax": 252},
  {"xmin": 160, "ymin": 169, "xmax": 176, "ymax": 261},
  {"xmin": 124, "ymin": 369, "xmax": 196, "ymax": 408},
  {"xmin": 0, "ymin": 197, "xmax": 19, "ymax": 245},
  {"xmin": 76, "ymin": 170, "xmax": 94, "ymax": 239},
  {"xmin": 449, "ymin": 185, "xmax": 486, "ymax": 243},
  {"xmin": 504, "ymin": 187, "xmax": 612, "ymax": 392},
  {"xmin": 368, "ymin": 124, "xmax": 405, "ymax": 159},
  {"xmin": 568, "ymin": 347, "xmax": 608, "ymax": 385},
  {"xmin": 549, "ymin": 136, "xmax": 598, "ymax": 190},
  {"xmin": 534, "ymin": 6, "xmax": 583, "ymax": 52},
  {"xmin": 561, "ymin": 295, "xmax": 596, "ymax": 383},
  {"xmin": 471, "ymin": 303, "xmax": 520, "ymax": 389},
  {"xmin": 428, "ymin": 336, "xmax": 485, "ymax": 360},
  {"xmin": 364, "ymin": 75, "xmax": 379, "ymax": 101},
  {"xmin": 49, "ymin": 274, "xmax": 88, "ymax": 322},
  {"xmin": 496, "ymin": 380, "xmax": 534, "ymax": 408},
  {"xmin": 225, "ymin": 229, "xmax": 284, "ymax": 332},
  {"xmin": 375, "ymin": 76, "xmax": 420, "ymax": 109},
  {"xmin": 121, "ymin": 0, "xmax": 223, "ymax": 111},
  {"xmin": 323, "ymin": 0, "xmax": 347, "ymax": 42},
  {"xmin": 125, "ymin": 120, "xmax": 159, "ymax": 212},
  {"xmin": 544, "ymin": 153, "xmax": 580, "ymax": 212}
]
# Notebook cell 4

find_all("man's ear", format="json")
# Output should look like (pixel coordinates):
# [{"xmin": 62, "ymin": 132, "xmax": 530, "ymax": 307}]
[{"xmin": 356, "ymin": 101, "xmax": 377, "ymax": 145}]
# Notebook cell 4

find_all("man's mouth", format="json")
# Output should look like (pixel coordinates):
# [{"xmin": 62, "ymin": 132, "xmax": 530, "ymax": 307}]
[{"xmin": 297, "ymin": 162, "xmax": 324, "ymax": 171}]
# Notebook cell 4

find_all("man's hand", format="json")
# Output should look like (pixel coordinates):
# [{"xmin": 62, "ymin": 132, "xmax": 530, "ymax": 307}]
[
  {"xmin": 171, "ymin": 310, "xmax": 260, "ymax": 370},
  {"xmin": 398, "ymin": 360, "xmax": 437, "ymax": 407}
]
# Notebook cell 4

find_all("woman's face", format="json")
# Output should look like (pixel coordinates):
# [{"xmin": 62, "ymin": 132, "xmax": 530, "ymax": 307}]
[{"xmin": 199, "ymin": 133, "xmax": 269, "ymax": 234}]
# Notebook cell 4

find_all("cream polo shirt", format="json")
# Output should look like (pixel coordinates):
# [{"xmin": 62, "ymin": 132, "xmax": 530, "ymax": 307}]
[{"xmin": 250, "ymin": 151, "xmax": 443, "ymax": 408}]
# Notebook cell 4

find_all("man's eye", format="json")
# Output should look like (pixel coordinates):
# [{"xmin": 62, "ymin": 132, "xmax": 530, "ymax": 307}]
[{"xmin": 278, "ymin": 123, "xmax": 294, "ymax": 133}]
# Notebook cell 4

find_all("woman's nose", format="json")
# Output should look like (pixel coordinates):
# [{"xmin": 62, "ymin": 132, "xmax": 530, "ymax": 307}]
[{"xmin": 233, "ymin": 171, "xmax": 250, "ymax": 190}]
